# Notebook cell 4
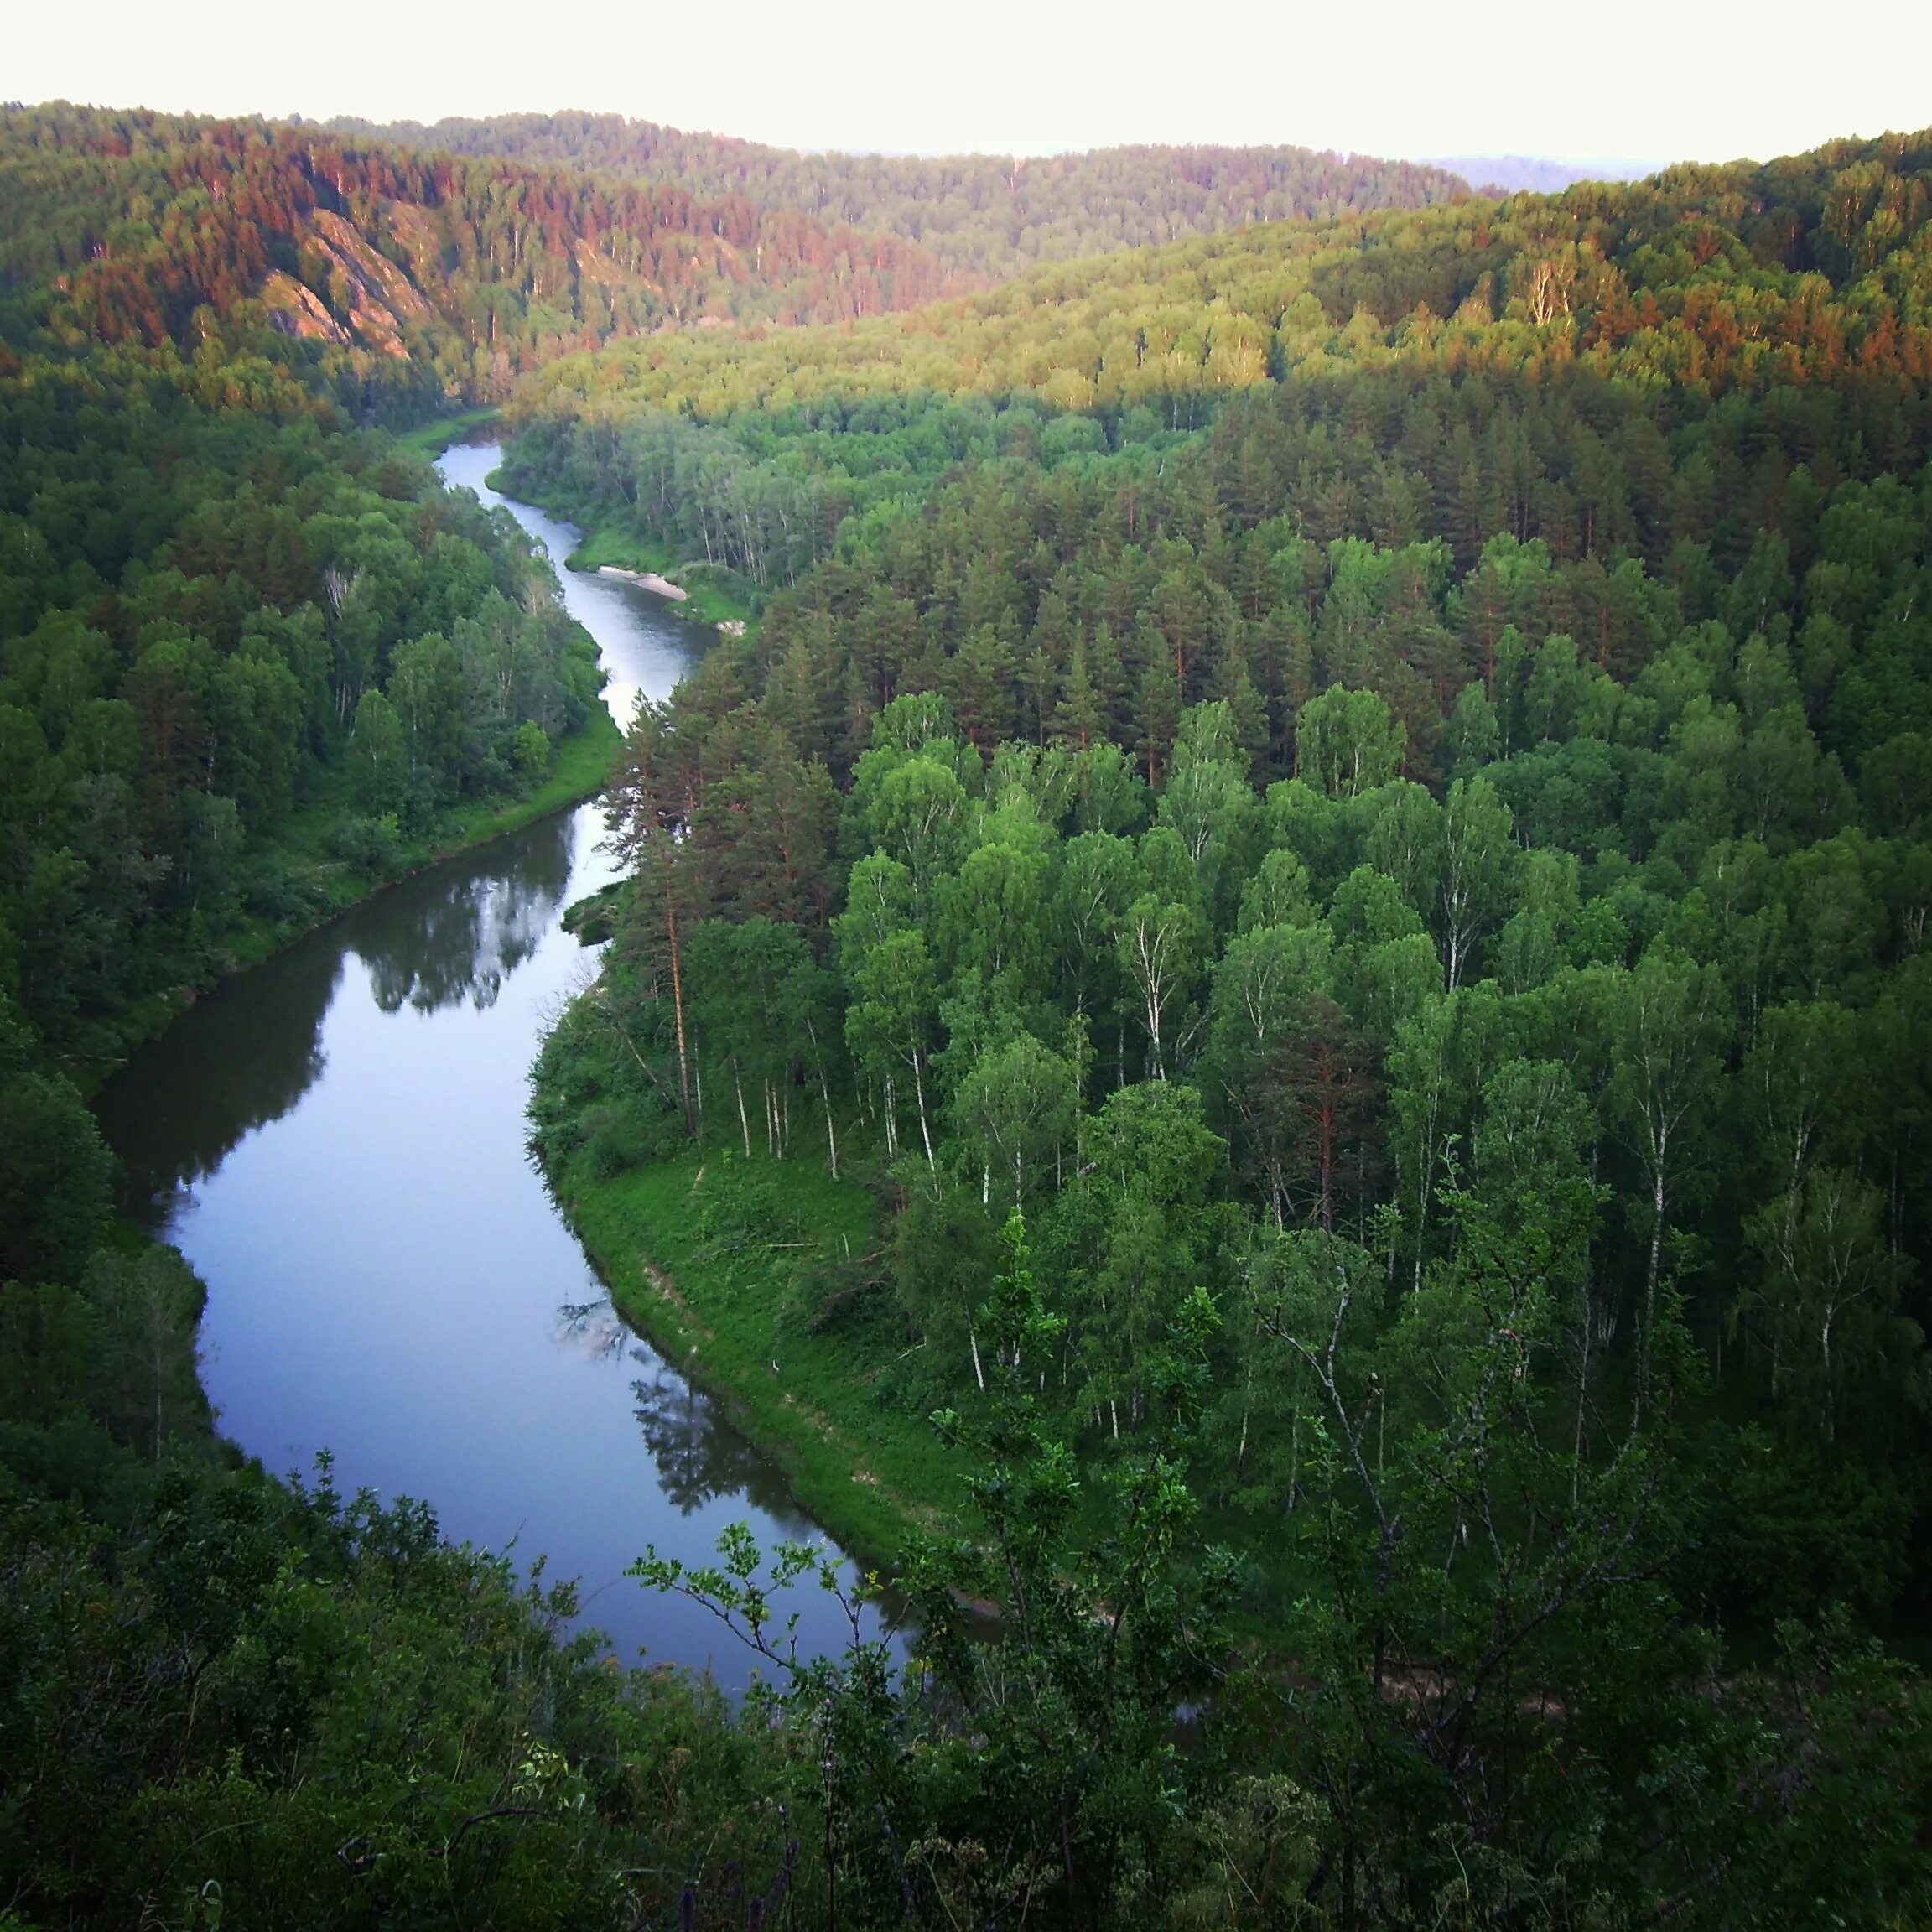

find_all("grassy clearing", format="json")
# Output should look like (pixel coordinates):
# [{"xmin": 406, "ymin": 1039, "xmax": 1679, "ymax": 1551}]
[
  {"xmin": 396, "ymin": 407, "xmax": 503, "ymax": 456},
  {"xmin": 548, "ymin": 1145, "xmax": 972, "ymax": 1566},
  {"xmin": 487, "ymin": 473, "xmax": 759, "ymax": 634},
  {"xmin": 550, "ymin": 1138, "xmax": 1301, "ymax": 1634}
]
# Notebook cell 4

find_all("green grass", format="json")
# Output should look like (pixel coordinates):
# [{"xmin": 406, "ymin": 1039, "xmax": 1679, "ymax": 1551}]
[
  {"xmin": 548, "ymin": 1144, "xmax": 972, "ymax": 1566},
  {"xmin": 486, "ymin": 474, "xmax": 759, "ymax": 634},
  {"xmin": 396, "ymin": 407, "xmax": 503, "ymax": 456}
]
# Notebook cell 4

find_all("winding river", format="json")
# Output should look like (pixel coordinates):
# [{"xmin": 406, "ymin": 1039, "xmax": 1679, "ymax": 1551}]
[{"xmin": 95, "ymin": 444, "xmax": 869, "ymax": 1683}]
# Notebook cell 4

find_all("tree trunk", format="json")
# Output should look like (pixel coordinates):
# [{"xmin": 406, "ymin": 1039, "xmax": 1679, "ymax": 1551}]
[
  {"xmin": 911, "ymin": 1052, "xmax": 936, "ymax": 1173},
  {"xmin": 1639, "ymin": 1150, "xmax": 1667, "ymax": 1413},
  {"xmin": 665, "ymin": 885, "xmax": 694, "ymax": 1136}
]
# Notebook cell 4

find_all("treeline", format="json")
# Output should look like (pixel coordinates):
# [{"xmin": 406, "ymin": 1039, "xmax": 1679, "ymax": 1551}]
[
  {"xmin": 500, "ymin": 122, "xmax": 1932, "ymax": 623},
  {"xmin": 330, "ymin": 109, "xmax": 1474, "ymax": 280},
  {"xmin": 496, "ymin": 391, "xmax": 1116, "ymax": 591},
  {"xmin": 0, "ymin": 106, "xmax": 956, "ymax": 411},
  {"xmin": 517, "ymin": 122, "xmax": 1932, "ymax": 1922}
]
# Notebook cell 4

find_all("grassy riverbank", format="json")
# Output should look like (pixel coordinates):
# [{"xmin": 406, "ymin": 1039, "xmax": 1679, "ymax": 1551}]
[
  {"xmin": 485, "ymin": 465, "xmax": 760, "ymax": 634},
  {"xmin": 545, "ymin": 1141, "xmax": 972, "ymax": 1566},
  {"xmin": 396, "ymin": 405, "xmax": 503, "ymax": 455}
]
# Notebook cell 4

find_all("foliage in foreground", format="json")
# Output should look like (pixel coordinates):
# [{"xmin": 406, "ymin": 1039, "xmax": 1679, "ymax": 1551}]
[{"xmin": 9, "ymin": 1109, "xmax": 1926, "ymax": 1928}]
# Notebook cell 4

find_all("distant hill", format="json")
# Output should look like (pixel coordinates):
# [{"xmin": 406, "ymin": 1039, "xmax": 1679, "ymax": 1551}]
[
  {"xmin": 320, "ymin": 112, "xmax": 1473, "ymax": 280},
  {"xmin": 514, "ymin": 122, "xmax": 1932, "ymax": 435},
  {"xmin": 0, "ymin": 104, "xmax": 953, "ymax": 408},
  {"xmin": 1422, "ymin": 154, "xmax": 1660, "ymax": 194}
]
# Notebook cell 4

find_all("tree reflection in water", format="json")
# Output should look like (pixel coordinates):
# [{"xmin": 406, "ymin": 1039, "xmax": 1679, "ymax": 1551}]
[
  {"xmin": 95, "ymin": 937, "xmax": 345, "ymax": 1224},
  {"xmin": 557, "ymin": 1296, "xmax": 813, "ymax": 1521},
  {"xmin": 357, "ymin": 813, "xmax": 575, "ymax": 1015},
  {"xmin": 632, "ymin": 1360, "xmax": 808, "ymax": 1519},
  {"xmin": 97, "ymin": 811, "xmax": 584, "ymax": 1224}
]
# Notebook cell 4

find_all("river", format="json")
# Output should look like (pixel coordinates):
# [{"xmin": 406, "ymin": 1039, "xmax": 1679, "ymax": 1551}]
[{"xmin": 94, "ymin": 443, "xmax": 872, "ymax": 1683}]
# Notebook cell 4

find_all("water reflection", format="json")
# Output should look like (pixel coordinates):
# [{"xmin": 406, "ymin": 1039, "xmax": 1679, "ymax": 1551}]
[
  {"xmin": 549, "ymin": 1292, "xmax": 814, "ymax": 1524},
  {"xmin": 357, "ymin": 812, "xmax": 574, "ymax": 1015},
  {"xmin": 98, "ymin": 937, "xmax": 344, "ymax": 1220},
  {"xmin": 91, "ymin": 452, "xmax": 884, "ymax": 1680},
  {"xmin": 100, "ymin": 809, "xmax": 584, "ymax": 1221},
  {"xmin": 632, "ymin": 1358, "xmax": 808, "ymax": 1519}
]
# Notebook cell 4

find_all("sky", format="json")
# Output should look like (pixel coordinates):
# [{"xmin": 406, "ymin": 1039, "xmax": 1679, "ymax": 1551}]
[{"xmin": 8, "ymin": 0, "xmax": 1931, "ymax": 169}]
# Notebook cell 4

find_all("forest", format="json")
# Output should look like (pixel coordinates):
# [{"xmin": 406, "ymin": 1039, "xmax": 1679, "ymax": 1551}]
[
  {"xmin": 500, "ymin": 122, "xmax": 1932, "ymax": 589},
  {"xmin": 0, "ymin": 322, "xmax": 612, "ymax": 1072},
  {"xmin": 329, "ymin": 111, "xmax": 1473, "ymax": 279},
  {"xmin": 0, "ymin": 105, "xmax": 1472, "ymax": 417},
  {"xmin": 0, "ymin": 105, "xmax": 956, "ymax": 409},
  {"xmin": 522, "ymin": 120, "xmax": 1932, "ymax": 1920},
  {"xmin": 3, "ymin": 104, "xmax": 1932, "ymax": 1930}
]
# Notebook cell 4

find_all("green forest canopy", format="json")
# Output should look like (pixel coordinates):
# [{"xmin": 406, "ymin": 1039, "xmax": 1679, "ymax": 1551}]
[
  {"xmin": 326, "ymin": 109, "xmax": 1475, "ymax": 279},
  {"xmin": 499, "ymin": 125, "xmax": 1932, "ymax": 600},
  {"xmin": 4, "ymin": 109, "xmax": 1932, "ymax": 1929},
  {"xmin": 518, "ymin": 116, "xmax": 1932, "ymax": 1919}
]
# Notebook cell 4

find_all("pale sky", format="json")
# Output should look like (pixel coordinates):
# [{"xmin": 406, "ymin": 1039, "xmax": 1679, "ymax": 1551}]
[{"xmin": 8, "ymin": 0, "xmax": 1930, "ymax": 168}]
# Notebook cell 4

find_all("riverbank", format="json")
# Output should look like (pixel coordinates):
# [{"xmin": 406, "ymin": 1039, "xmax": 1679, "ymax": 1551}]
[
  {"xmin": 596, "ymin": 563, "xmax": 689, "ymax": 602},
  {"xmin": 482, "ymin": 461, "xmax": 759, "ymax": 635},
  {"xmin": 542, "ymin": 1139, "xmax": 972, "ymax": 1568},
  {"xmin": 226, "ymin": 701, "xmax": 625, "ymax": 963},
  {"xmin": 396, "ymin": 405, "xmax": 502, "ymax": 456},
  {"xmin": 74, "ymin": 705, "xmax": 622, "ymax": 1095}
]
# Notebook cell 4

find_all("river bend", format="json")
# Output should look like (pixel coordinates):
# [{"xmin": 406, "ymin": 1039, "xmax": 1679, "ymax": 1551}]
[{"xmin": 95, "ymin": 444, "xmax": 863, "ymax": 1681}]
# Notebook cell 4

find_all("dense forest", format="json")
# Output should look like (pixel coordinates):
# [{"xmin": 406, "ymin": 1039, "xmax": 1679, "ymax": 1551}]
[
  {"xmin": 0, "ymin": 325, "xmax": 610, "ymax": 1074},
  {"xmin": 501, "ymin": 123, "xmax": 1932, "ymax": 588},
  {"xmin": 520, "ymin": 121, "xmax": 1932, "ymax": 1920},
  {"xmin": 5, "ymin": 101, "xmax": 1932, "ymax": 1929},
  {"xmin": 328, "ymin": 112, "xmax": 1474, "ymax": 280},
  {"xmin": 0, "ymin": 106, "xmax": 1472, "ymax": 418}
]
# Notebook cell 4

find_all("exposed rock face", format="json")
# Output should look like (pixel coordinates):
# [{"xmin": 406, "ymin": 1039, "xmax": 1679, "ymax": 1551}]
[{"xmin": 262, "ymin": 269, "xmax": 351, "ymax": 346}]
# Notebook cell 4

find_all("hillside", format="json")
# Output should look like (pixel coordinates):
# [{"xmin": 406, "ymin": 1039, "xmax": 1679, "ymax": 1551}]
[
  {"xmin": 325, "ymin": 110, "xmax": 1473, "ymax": 278},
  {"xmin": 0, "ymin": 104, "xmax": 953, "ymax": 411},
  {"xmin": 511, "ymin": 118, "xmax": 1932, "ymax": 1917},
  {"xmin": 501, "ymin": 124, "xmax": 1932, "ymax": 596},
  {"xmin": 517, "ymin": 122, "xmax": 1932, "ymax": 415}
]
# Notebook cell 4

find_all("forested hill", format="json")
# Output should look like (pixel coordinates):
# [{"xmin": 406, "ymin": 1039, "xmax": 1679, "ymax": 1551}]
[
  {"xmin": 324, "ymin": 111, "xmax": 1475, "ymax": 278},
  {"xmin": 503, "ymin": 122, "xmax": 1932, "ymax": 595},
  {"xmin": 519, "ymin": 121, "xmax": 1932, "ymax": 418},
  {"xmin": 0, "ymin": 105, "xmax": 953, "ymax": 410},
  {"xmin": 506, "ymin": 117, "xmax": 1932, "ymax": 1917}
]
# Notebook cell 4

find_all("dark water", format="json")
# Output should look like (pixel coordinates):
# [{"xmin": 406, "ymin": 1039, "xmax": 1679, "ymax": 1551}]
[{"xmin": 95, "ymin": 445, "xmax": 875, "ymax": 1681}]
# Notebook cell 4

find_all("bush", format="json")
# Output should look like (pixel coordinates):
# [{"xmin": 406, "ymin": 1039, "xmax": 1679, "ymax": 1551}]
[
  {"xmin": 512, "ymin": 719, "xmax": 552, "ymax": 784},
  {"xmin": 241, "ymin": 859, "xmax": 329, "ymax": 926},
  {"xmin": 580, "ymin": 1101, "xmax": 652, "ymax": 1178},
  {"xmin": 329, "ymin": 813, "xmax": 407, "ymax": 880}
]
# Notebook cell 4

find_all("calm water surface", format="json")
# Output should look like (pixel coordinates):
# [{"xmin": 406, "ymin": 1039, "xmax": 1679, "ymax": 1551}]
[{"xmin": 96, "ymin": 445, "xmax": 872, "ymax": 1680}]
